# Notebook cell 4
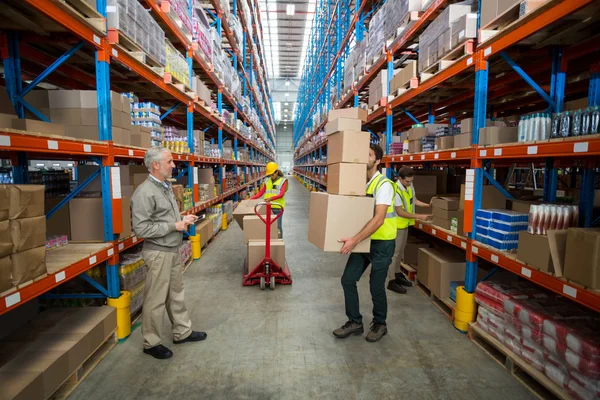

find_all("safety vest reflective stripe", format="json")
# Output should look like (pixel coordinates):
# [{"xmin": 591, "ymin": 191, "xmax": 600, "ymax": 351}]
[{"xmin": 367, "ymin": 174, "xmax": 397, "ymax": 241}]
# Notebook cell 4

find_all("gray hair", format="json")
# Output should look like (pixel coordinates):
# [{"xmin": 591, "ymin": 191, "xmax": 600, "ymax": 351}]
[{"xmin": 144, "ymin": 147, "xmax": 170, "ymax": 172}]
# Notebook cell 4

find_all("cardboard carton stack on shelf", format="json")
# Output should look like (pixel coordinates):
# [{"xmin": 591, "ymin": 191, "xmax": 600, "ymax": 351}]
[
  {"xmin": 476, "ymin": 209, "xmax": 528, "ymax": 251},
  {"xmin": 407, "ymin": 124, "xmax": 448, "ymax": 153},
  {"xmin": 366, "ymin": 4, "xmax": 386, "ymax": 64},
  {"xmin": 0, "ymin": 185, "xmax": 47, "ymax": 294},
  {"xmin": 308, "ymin": 108, "xmax": 375, "ymax": 253},
  {"xmin": 431, "ymin": 196, "xmax": 461, "ymax": 232},
  {"xmin": 390, "ymin": 61, "xmax": 418, "ymax": 95},
  {"xmin": 455, "ymin": 118, "xmax": 509, "ymax": 148},
  {"xmin": 368, "ymin": 70, "xmax": 389, "ymax": 110},
  {"xmin": 417, "ymin": 246, "xmax": 466, "ymax": 299}
]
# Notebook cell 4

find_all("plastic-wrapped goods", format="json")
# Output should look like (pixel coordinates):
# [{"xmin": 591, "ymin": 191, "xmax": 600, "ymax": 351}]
[
  {"xmin": 551, "ymin": 113, "xmax": 561, "ymax": 138},
  {"xmin": 560, "ymin": 112, "xmax": 571, "ymax": 138},
  {"xmin": 565, "ymin": 349, "xmax": 600, "ymax": 379},
  {"xmin": 545, "ymin": 362, "xmax": 570, "ymax": 389},
  {"xmin": 518, "ymin": 116, "xmax": 527, "ymax": 142},
  {"xmin": 581, "ymin": 108, "xmax": 592, "ymax": 135},
  {"xmin": 521, "ymin": 339, "xmax": 546, "ymax": 371},
  {"xmin": 570, "ymin": 372, "xmax": 600, "ymax": 399},
  {"xmin": 528, "ymin": 204, "xmax": 539, "ymax": 234},
  {"xmin": 476, "ymin": 280, "xmax": 548, "ymax": 306},
  {"xmin": 570, "ymin": 205, "xmax": 579, "ymax": 228},
  {"xmin": 572, "ymin": 109, "xmax": 583, "ymax": 136},
  {"xmin": 592, "ymin": 106, "xmax": 600, "ymax": 134},
  {"xmin": 568, "ymin": 377, "xmax": 599, "ymax": 400},
  {"xmin": 475, "ymin": 292, "xmax": 505, "ymax": 317},
  {"xmin": 504, "ymin": 335, "xmax": 524, "ymax": 356}
]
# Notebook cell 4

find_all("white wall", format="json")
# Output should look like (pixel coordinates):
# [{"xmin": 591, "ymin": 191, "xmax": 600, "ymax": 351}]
[{"xmin": 276, "ymin": 123, "xmax": 294, "ymax": 174}]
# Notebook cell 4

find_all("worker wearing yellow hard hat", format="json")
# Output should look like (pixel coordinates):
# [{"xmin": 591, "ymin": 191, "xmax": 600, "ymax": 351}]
[{"xmin": 251, "ymin": 161, "xmax": 288, "ymax": 237}]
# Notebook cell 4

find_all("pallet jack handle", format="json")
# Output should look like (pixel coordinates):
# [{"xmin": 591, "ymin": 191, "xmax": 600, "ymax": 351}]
[{"xmin": 254, "ymin": 202, "xmax": 283, "ymax": 262}]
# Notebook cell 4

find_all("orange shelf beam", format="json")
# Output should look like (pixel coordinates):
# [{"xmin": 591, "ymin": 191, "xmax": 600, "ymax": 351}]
[
  {"xmin": 383, "ymin": 147, "xmax": 474, "ymax": 164},
  {"xmin": 0, "ymin": 130, "xmax": 109, "ymax": 157},
  {"xmin": 477, "ymin": 138, "xmax": 600, "ymax": 160},
  {"xmin": 415, "ymin": 222, "xmax": 469, "ymax": 250}
]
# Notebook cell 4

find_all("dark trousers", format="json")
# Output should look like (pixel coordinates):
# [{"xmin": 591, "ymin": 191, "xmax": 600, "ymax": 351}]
[{"xmin": 341, "ymin": 240, "xmax": 395, "ymax": 325}]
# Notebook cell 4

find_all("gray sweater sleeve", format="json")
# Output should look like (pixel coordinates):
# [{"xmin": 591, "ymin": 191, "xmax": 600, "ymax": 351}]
[{"xmin": 131, "ymin": 193, "xmax": 176, "ymax": 238}]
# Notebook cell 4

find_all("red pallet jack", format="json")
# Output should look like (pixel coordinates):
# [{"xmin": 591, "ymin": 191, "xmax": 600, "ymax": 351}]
[{"xmin": 242, "ymin": 202, "xmax": 292, "ymax": 290}]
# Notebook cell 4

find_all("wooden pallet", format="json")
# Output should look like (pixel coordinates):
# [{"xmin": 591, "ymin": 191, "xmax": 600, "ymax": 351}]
[
  {"xmin": 399, "ymin": 262, "xmax": 416, "ymax": 281},
  {"xmin": 365, "ymin": 48, "xmax": 386, "ymax": 71},
  {"xmin": 420, "ymin": 40, "xmax": 475, "ymax": 82},
  {"xmin": 108, "ymin": 29, "xmax": 164, "ymax": 69},
  {"xmin": 386, "ymin": 11, "xmax": 422, "ymax": 48},
  {"xmin": 54, "ymin": 0, "xmax": 106, "ymax": 34},
  {"xmin": 52, "ymin": 330, "xmax": 118, "ymax": 400},
  {"xmin": 159, "ymin": 0, "xmax": 194, "ymax": 43},
  {"xmin": 480, "ymin": 0, "xmax": 548, "ymax": 43},
  {"xmin": 469, "ymin": 324, "xmax": 570, "ymax": 400},
  {"xmin": 388, "ymin": 77, "xmax": 419, "ymax": 100}
]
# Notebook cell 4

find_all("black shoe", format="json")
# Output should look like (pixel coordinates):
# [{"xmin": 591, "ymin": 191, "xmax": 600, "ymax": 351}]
[
  {"xmin": 395, "ymin": 273, "xmax": 413, "ymax": 287},
  {"xmin": 387, "ymin": 280, "xmax": 407, "ymax": 294},
  {"xmin": 143, "ymin": 345, "xmax": 173, "ymax": 359},
  {"xmin": 173, "ymin": 331, "xmax": 207, "ymax": 344}
]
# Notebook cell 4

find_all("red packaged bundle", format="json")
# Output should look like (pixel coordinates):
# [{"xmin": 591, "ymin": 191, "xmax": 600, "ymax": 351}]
[
  {"xmin": 475, "ymin": 293, "xmax": 505, "ymax": 317},
  {"xmin": 556, "ymin": 206, "xmax": 565, "ymax": 230},
  {"xmin": 528, "ymin": 205, "xmax": 538, "ymax": 234},
  {"xmin": 505, "ymin": 297, "xmax": 579, "ymax": 333},
  {"xmin": 542, "ymin": 205, "xmax": 551, "ymax": 235},
  {"xmin": 544, "ymin": 334, "xmax": 568, "ymax": 359},
  {"xmin": 570, "ymin": 372, "xmax": 600, "ymax": 399},
  {"xmin": 545, "ymin": 362, "xmax": 570, "ymax": 389},
  {"xmin": 571, "ymin": 205, "xmax": 579, "ymax": 228},
  {"xmin": 568, "ymin": 378, "xmax": 598, "ymax": 400},
  {"xmin": 504, "ymin": 336, "xmax": 523, "ymax": 356},
  {"xmin": 565, "ymin": 319, "xmax": 600, "ymax": 361},
  {"xmin": 549, "ymin": 206, "xmax": 558, "ymax": 231},
  {"xmin": 565, "ymin": 349, "xmax": 600, "ymax": 380},
  {"xmin": 476, "ymin": 281, "xmax": 548, "ymax": 308},
  {"xmin": 506, "ymin": 316, "xmax": 544, "ymax": 344},
  {"xmin": 521, "ymin": 346, "xmax": 545, "ymax": 372},
  {"xmin": 505, "ymin": 324, "xmax": 522, "ymax": 343}
]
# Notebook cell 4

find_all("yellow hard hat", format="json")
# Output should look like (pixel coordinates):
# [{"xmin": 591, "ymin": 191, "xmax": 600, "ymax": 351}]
[{"xmin": 265, "ymin": 162, "xmax": 278, "ymax": 176}]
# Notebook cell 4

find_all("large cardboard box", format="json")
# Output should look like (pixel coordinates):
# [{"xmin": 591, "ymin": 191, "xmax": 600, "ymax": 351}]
[
  {"xmin": 0, "ymin": 185, "xmax": 8, "ymax": 221},
  {"xmin": 64, "ymin": 125, "xmax": 99, "ymax": 140},
  {"xmin": 131, "ymin": 130, "xmax": 151, "ymax": 148},
  {"xmin": 0, "ymin": 255, "xmax": 12, "ymax": 293},
  {"xmin": 0, "ymin": 113, "xmax": 16, "ymax": 128},
  {"xmin": 325, "ymin": 118, "xmax": 362, "ymax": 135},
  {"xmin": 247, "ymin": 240, "xmax": 286, "ymax": 271},
  {"xmin": 197, "ymin": 168, "xmax": 215, "ymax": 200},
  {"xmin": 480, "ymin": 0, "xmax": 498, "ymax": 27},
  {"xmin": 404, "ymin": 241, "xmax": 430, "ymax": 266},
  {"xmin": 68, "ymin": 197, "xmax": 131, "ymax": 241},
  {"xmin": 564, "ymin": 228, "xmax": 600, "ymax": 289},
  {"xmin": 408, "ymin": 127, "xmax": 429, "ymax": 141},
  {"xmin": 460, "ymin": 184, "xmax": 507, "ymax": 210},
  {"xmin": 328, "ymin": 108, "xmax": 368, "ymax": 123},
  {"xmin": 454, "ymin": 132, "xmax": 473, "ymax": 148},
  {"xmin": 112, "ymin": 127, "xmax": 131, "ymax": 146},
  {"xmin": 232, "ymin": 200, "xmax": 266, "ymax": 229},
  {"xmin": 195, "ymin": 218, "xmax": 213, "ymax": 248},
  {"xmin": 479, "ymin": 126, "xmax": 518, "ymax": 146},
  {"xmin": 413, "ymin": 175, "xmax": 437, "ymax": 195},
  {"xmin": 0, "ymin": 220, "xmax": 11, "ymax": 258},
  {"xmin": 431, "ymin": 197, "xmax": 460, "ymax": 211},
  {"xmin": 10, "ymin": 216, "xmax": 46, "ymax": 253},
  {"xmin": 243, "ymin": 215, "xmax": 278, "ymax": 244},
  {"xmin": 509, "ymin": 199, "xmax": 540, "ymax": 214},
  {"xmin": 48, "ymin": 90, "xmax": 122, "ymax": 109},
  {"xmin": 0, "ymin": 371, "xmax": 45, "ymax": 400},
  {"xmin": 432, "ymin": 216, "xmax": 453, "ymax": 230},
  {"xmin": 327, "ymin": 131, "xmax": 370, "ymax": 164},
  {"xmin": 435, "ymin": 136, "xmax": 454, "ymax": 150},
  {"xmin": 417, "ymin": 247, "xmax": 466, "ymax": 298},
  {"xmin": 12, "ymin": 119, "xmax": 64, "ymax": 136},
  {"xmin": 433, "ymin": 208, "xmax": 461, "ymax": 221},
  {"xmin": 408, "ymin": 140, "xmax": 422, "ymax": 153},
  {"xmin": 326, "ymin": 163, "xmax": 367, "ymax": 196},
  {"xmin": 50, "ymin": 108, "xmax": 121, "ymax": 126},
  {"xmin": 308, "ymin": 192, "xmax": 374, "ymax": 253},
  {"xmin": 44, "ymin": 198, "xmax": 71, "ymax": 239},
  {"xmin": 517, "ymin": 231, "xmax": 554, "ymax": 273},
  {"xmin": 8, "ymin": 185, "xmax": 45, "ymax": 220},
  {"xmin": 451, "ymin": 13, "xmax": 478, "ymax": 48},
  {"xmin": 11, "ymin": 246, "xmax": 46, "ymax": 286}
]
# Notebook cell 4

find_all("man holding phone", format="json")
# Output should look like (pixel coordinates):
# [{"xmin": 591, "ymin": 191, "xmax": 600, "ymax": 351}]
[{"xmin": 132, "ymin": 147, "xmax": 206, "ymax": 360}]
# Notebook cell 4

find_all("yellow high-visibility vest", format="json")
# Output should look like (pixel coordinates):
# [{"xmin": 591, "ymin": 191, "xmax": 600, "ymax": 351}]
[{"xmin": 367, "ymin": 174, "xmax": 397, "ymax": 241}]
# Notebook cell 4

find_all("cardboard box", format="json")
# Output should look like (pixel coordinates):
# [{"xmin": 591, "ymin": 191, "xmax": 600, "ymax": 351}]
[
  {"xmin": 64, "ymin": 125, "xmax": 99, "ymax": 140},
  {"xmin": 8, "ymin": 185, "xmax": 45, "ymax": 220},
  {"xmin": 112, "ymin": 127, "xmax": 131, "ymax": 146},
  {"xmin": 50, "ymin": 108, "xmax": 120, "ymax": 126},
  {"xmin": 0, "ymin": 371, "xmax": 45, "ymax": 400},
  {"xmin": 130, "ymin": 130, "xmax": 151, "ymax": 148},
  {"xmin": 48, "ymin": 90, "xmax": 122, "ymax": 109},
  {"xmin": 243, "ymin": 215, "xmax": 278, "ymax": 244},
  {"xmin": 327, "ymin": 131, "xmax": 370, "ymax": 164},
  {"xmin": 479, "ymin": 126, "xmax": 518, "ymax": 146},
  {"xmin": 68, "ymin": 197, "xmax": 131, "ymax": 241},
  {"xmin": 326, "ymin": 163, "xmax": 367, "ymax": 196},
  {"xmin": 480, "ymin": 0, "xmax": 498, "ymax": 27},
  {"xmin": 0, "ymin": 113, "xmax": 16, "ymax": 128},
  {"xmin": 0, "ymin": 255, "xmax": 12, "ymax": 293},
  {"xmin": 0, "ymin": 185, "xmax": 7, "ymax": 221},
  {"xmin": 247, "ymin": 240, "xmax": 286, "ymax": 271},
  {"xmin": 432, "ymin": 216, "xmax": 453, "ymax": 230},
  {"xmin": 417, "ymin": 247, "xmax": 466, "ymax": 298},
  {"xmin": 509, "ymin": 199, "xmax": 540, "ymax": 214},
  {"xmin": 460, "ymin": 184, "xmax": 507, "ymax": 210},
  {"xmin": 44, "ymin": 198, "xmax": 71, "ymax": 239},
  {"xmin": 451, "ymin": 13, "xmax": 478, "ymax": 48},
  {"xmin": 325, "ymin": 118, "xmax": 362, "ymax": 135},
  {"xmin": 328, "ymin": 108, "xmax": 368, "ymax": 123},
  {"xmin": 10, "ymin": 216, "xmax": 46, "ymax": 253},
  {"xmin": 120, "ymin": 196, "xmax": 132, "ymax": 240},
  {"xmin": 308, "ymin": 192, "xmax": 374, "ymax": 253},
  {"xmin": 11, "ymin": 246, "xmax": 46, "ymax": 286},
  {"xmin": 195, "ymin": 218, "xmax": 213, "ymax": 248},
  {"xmin": 564, "ymin": 228, "xmax": 600, "ymax": 289},
  {"xmin": 413, "ymin": 175, "xmax": 437, "ymax": 195},
  {"xmin": 232, "ymin": 200, "xmax": 266, "ymax": 229},
  {"xmin": 517, "ymin": 231, "xmax": 555, "ymax": 273},
  {"xmin": 408, "ymin": 127, "xmax": 429, "ymax": 141},
  {"xmin": 433, "ymin": 208, "xmax": 461, "ymax": 221},
  {"xmin": 408, "ymin": 140, "xmax": 422, "ymax": 153},
  {"xmin": 0, "ymin": 220, "xmax": 11, "ymax": 258},
  {"xmin": 454, "ymin": 132, "xmax": 473, "ymax": 148},
  {"xmin": 404, "ymin": 241, "xmax": 430, "ymax": 266},
  {"xmin": 431, "ymin": 196, "xmax": 460, "ymax": 211},
  {"xmin": 12, "ymin": 119, "xmax": 64, "ymax": 136},
  {"xmin": 435, "ymin": 136, "xmax": 454, "ymax": 150}
]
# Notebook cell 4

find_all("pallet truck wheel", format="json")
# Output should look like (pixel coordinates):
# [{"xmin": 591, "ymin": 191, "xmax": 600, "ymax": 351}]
[
  {"xmin": 270, "ymin": 276, "xmax": 275, "ymax": 290},
  {"xmin": 260, "ymin": 277, "xmax": 266, "ymax": 290}
]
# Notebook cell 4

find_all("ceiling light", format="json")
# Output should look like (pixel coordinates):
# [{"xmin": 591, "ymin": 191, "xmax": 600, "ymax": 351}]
[
  {"xmin": 285, "ymin": 93, "xmax": 289, "ymax": 97},
  {"xmin": 284, "ymin": 102, "xmax": 289, "ymax": 106},
  {"xmin": 285, "ymin": 80, "xmax": 290, "ymax": 86},
  {"xmin": 286, "ymin": 4, "xmax": 295, "ymax": 15}
]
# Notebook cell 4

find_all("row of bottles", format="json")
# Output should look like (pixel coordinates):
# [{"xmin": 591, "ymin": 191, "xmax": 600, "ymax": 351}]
[{"xmin": 518, "ymin": 107, "xmax": 600, "ymax": 142}]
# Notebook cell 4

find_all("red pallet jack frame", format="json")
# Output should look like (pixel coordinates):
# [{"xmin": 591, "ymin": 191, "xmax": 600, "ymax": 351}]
[{"xmin": 242, "ymin": 202, "xmax": 292, "ymax": 290}]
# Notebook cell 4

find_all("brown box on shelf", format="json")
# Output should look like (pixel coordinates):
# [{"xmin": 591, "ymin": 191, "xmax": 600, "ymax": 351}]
[
  {"xmin": 0, "ymin": 185, "xmax": 8, "ymax": 221},
  {"xmin": 10, "ymin": 246, "xmax": 46, "ymax": 286},
  {"xmin": 9, "ymin": 216, "xmax": 46, "ymax": 253},
  {"xmin": 44, "ymin": 198, "xmax": 71, "ymax": 239},
  {"xmin": 8, "ymin": 185, "xmax": 45, "ymax": 220},
  {"xmin": 50, "ymin": 108, "xmax": 121, "ymax": 126},
  {"xmin": 232, "ymin": 200, "xmax": 266, "ymax": 229},
  {"xmin": 308, "ymin": 192, "xmax": 374, "ymax": 253},
  {"xmin": 68, "ymin": 197, "xmax": 131, "ymax": 241},
  {"xmin": 479, "ymin": 126, "xmax": 518, "ymax": 146},
  {"xmin": 454, "ymin": 132, "xmax": 473, "ymax": 148},
  {"xmin": 433, "ymin": 208, "xmax": 461, "ymax": 221},
  {"xmin": 432, "ymin": 216, "xmax": 453, "ymax": 230},
  {"xmin": 0, "ymin": 220, "xmax": 10, "ymax": 258},
  {"xmin": 197, "ymin": 168, "xmax": 215, "ymax": 200},
  {"xmin": 404, "ymin": 241, "xmax": 430, "ymax": 266},
  {"xmin": 326, "ymin": 163, "xmax": 367, "ymax": 196},
  {"xmin": 460, "ymin": 184, "xmax": 507, "ymax": 210},
  {"xmin": 417, "ymin": 247, "xmax": 466, "ymax": 298},
  {"xmin": 435, "ymin": 136, "xmax": 454, "ymax": 150},
  {"xmin": 509, "ymin": 199, "xmax": 540, "ymax": 214},
  {"xmin": 0, "ymin": 113, "xmax": 16, "ymax": 129},
  {"xmin": 0, "ymin": 255, "xmax": 12, "ymax": 293},
  {"xmin": 413, "ymin": 175, "xmax": 437, "ymax": 194},
  {"xmin": 480, "ymin": 0, "xmax": 498, "ymax": 27},
  {"xmin": 563, "ymin": 228, "xmax": 600, "ymax": 289},
  {"xmin": 431, "ymin": 196, "xmax": 460, "ymax": 211},
  {"xmin": 12, "ymin": 119, "xmax": 64, "ymax": 136},
  {"xmin": 325, "ymin": 118, "xmax": 362, "ymax": 136},
  {"xmin": 327, "ymin": 131, "xmax": 370, "ymax": 164},
  {"xmin": 328, "ymin": 108, "xmax": 368, "ymax": 123},
  {"xmin": 451, "ymin": 13, "xmax": 478, "ymax": 48},
  {"xmin": 408, "ymin": 127, "xmax": 429, "ymax": 141},
  {"xmin": 112, "ymin": 127, "xmax": 131, "ymax": 146},
  {"xmin": 48, "ymin": 90, "xmax": 122, "ymax": 109},
  {"xmin": 247, "ymin": 240, "xmax": 286, "ymax": 271},
  {"xmin": 0, "ymin": 370, "xmax": 45, "ymax": 400},
  {"xmin": 195, "ymin": 218, "xmax": 213, "ymax": 248},
  {"xmin": 130, "ymin": 130, "xmax": 151, "ymax": 148},
  {"xmin": 517, "ymin": 231, "xmax": 555, "ymax": 273},
  {"xmin": 64, "ymin": 125, "xmax": 98, "ymax": 141},
  {"xmin": 408, "ymin": 140, "xmax": 422, "ymax": 153},
  {"xmin": 243, "ymin": 215, "xmax": 278, "ymax": 244}
]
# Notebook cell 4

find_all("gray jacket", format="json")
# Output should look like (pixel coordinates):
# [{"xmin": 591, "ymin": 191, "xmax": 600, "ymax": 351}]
[{"xmin": 131, "ymin": 176, "xmax": 182, "ymax": 252}]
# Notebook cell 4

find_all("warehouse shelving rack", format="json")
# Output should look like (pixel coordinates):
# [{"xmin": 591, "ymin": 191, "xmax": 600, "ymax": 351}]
[
  {"xmin": 293, "ymin": 0, "xmax": 600, "ymax": 314},
  {"xmin": 0, "ymin": 0, "xmax": 274, "ymax": 316}
]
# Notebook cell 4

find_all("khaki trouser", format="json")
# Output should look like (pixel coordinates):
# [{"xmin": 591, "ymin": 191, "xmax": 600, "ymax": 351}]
[
  {"xmin": 388, "ymin": 228, "xmax": 408, "ymax": 280},
  {"xmin": 142, "ymin": 249, "xmax": 192, "ymax": 349}
]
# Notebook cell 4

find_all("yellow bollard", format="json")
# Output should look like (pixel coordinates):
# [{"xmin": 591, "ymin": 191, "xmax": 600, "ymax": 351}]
[
  {"xmin": 190, "ymin": 234, "xmax": 201, "ymax": 259},
  {"xmin": 107, "ymin": 291, "xmax": 131, "ymax": 339},
  {"xmin": 222, "ymin": 213, "xmax": 228, "ymax": 231},
  {"xmin": 454, "ymin": 286, "xmax": 477, "ymax": 332}
]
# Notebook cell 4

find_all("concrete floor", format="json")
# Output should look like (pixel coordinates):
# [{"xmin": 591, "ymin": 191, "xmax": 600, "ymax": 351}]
[{"xmin": 70, "ymin": 178, "xmax": 535, "ymax": 400}]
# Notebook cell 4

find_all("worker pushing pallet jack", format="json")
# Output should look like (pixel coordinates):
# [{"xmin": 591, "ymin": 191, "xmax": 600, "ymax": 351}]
[{"xmin": 242, "ymin": 202, "xmax": 292, "ymax": 290}]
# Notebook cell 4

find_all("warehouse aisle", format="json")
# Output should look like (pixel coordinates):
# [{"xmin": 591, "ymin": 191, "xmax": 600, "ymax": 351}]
[{"xmin": 70, "ymin": 178, "xmax": 535, "ymax": 400}]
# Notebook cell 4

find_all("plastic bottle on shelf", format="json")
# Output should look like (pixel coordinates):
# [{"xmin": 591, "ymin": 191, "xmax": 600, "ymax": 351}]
[
  {"xmin": 572, "ymin": 109, "xmax": 582, "ymax": 136},
  {"xmin": 551, "ymin": 112, "xmax": 561, "ymax": 138},
  {"xmin": 560, "ymin": 112, "xmax": 571, "ymax": 137},
  {"xmin": 591, "ymin": 106, "xmax": 600, "ymax": 134},
  {"xmin": 524, "ymin": 115, "xmax": 532, "ymax": 141},
  {"xmin": 532, "ymin": 113, "xmax": 540, "ymax": 141},
  {"xmin": 518, "ymin": 116, "xmax": 526, "ymax": 142},
  {"xmin": 544, "ymin": 113, "xmax": 552, "ymax": 140},
  {"xmin": 581, "ymin": 107, "xmax": 592, "ymax": 135}
]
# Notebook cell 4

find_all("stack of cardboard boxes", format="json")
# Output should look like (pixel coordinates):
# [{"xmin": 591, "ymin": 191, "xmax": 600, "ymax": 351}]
[
  {"xmin": 417, "ymin": 246, "xmax": 466, "ymax": 299},
  {"xmin": 455, "ymin": 118, "xmax": 515, "ymax": 148},
  {"xmin": 0, "ymin": 306, "xmax": 117, "ymax": 400},
  {"xmin": 407, "ymin": 124, "xmax": 447, "ymax": 153},
  {"xmin": 309, "ymin": 108, "xmax": 375, "ymax": 253},
  {"xmin": 368, "ymin": 70, "xmax": 389, "ymax": 110},
  {"xmin": 390, "ymin": 61, "xmax": 418, "ymax": 94},
  {"xmin": 0, "ymin": 185, "xmax": 47, "ymax": 294},
  {"xmin": 431, "ymin": 196, "xmax": 461, "ymax": 232}
]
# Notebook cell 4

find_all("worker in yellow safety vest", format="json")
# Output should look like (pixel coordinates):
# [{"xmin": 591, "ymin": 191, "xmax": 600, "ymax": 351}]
[
  {"xmin": 334, "ymin": 144, "xmax": 397, "ymax": 343},
  {"xmin": 387, "ymin": 166, "xmax": 433, "ymax": 295},
  {"xmin": 251, "ymin": 161, "xmax": 288, "ymax": 237}
]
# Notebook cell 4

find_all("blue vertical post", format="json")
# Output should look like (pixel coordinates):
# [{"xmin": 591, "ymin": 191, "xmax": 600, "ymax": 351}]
[
  {"xmin": 543, "ymin": 158, "xmax": 557, "ymax": 202},
  {"xmin": 428, "ymin": 104, "xmax": 434, "ymax": 124},
  {"xmin": 590, "ymin": 71, "xmax": 600, "ymax": 107},
  {"xmin": 550, "ymin": 48, "xmax": 566, "ymax": 113},
  {"xmin": 581, "ymin": 168, "xmax": 596, "ymax": 227}
]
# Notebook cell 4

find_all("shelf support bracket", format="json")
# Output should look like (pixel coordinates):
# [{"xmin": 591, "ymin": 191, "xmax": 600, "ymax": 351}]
[
  {"xmin": 500, "ymin": 51, "xmax": 556, "ymax": 110},
  {"xmin": 482, "ymin": 168, "xmax": 515, "ymax": 200},
  {"xmin": 398, "ymin": 106, "xmax": 420, "ymax": 125},
  {"xmin": 79, "ymin": 273, "xmax": 109, "ymax": 297},
  {"xmin": 47, "ymin": 168, "xmax": 101, "ymax": 219},
  {"xmin": 161, "ymin": 103, "xmax": 180, "ymax": 120}
]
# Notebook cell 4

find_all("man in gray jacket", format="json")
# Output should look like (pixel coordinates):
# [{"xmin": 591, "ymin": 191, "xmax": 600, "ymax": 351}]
[{"xmin": 132, "ymin": 147, "xmax": 205, "ymax": 360}]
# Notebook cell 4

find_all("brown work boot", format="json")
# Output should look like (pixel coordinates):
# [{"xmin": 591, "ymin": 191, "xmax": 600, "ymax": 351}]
[
  {"xmin": 366, "ymin": 322, "xmax": 388, "ymax": 342},
  {"xmin": 333, "ymin": 320, "xmax": 364, "ymax": 338}
]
